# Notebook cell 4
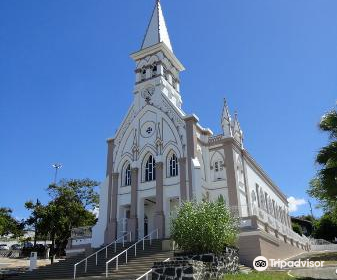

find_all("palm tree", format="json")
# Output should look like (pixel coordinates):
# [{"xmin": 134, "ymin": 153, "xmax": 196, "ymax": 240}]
[
  {"xmin": 308, "ymin": 107, "xmax": 337, "ymax": 218},
  {"xmin": 316, "ymin": 109, "xmax": 337, "ymax": 197}
]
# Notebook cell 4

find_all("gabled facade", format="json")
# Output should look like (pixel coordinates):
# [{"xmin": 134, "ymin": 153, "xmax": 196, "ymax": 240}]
[{"xmin": 85, "ymin": 0, "xmax": 310, "ymax": 265}]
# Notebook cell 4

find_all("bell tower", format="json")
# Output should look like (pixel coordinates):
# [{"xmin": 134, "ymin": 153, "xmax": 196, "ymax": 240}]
[{"xmin": 130, "ymin": 0, "xmax": 185, "ymax": 109}]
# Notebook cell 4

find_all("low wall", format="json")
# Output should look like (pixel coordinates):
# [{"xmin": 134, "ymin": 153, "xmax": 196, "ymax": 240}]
[
  {"xmin": 238, "ymin": 230, "xmax": 306, "ymax": 267},
  {"xmin": 152, "ymin": 260, "xmax": 205, "ymax": 280},
  {"xmin": 174, "ymin": 248, "xmax": 239, "ymax": 278}
]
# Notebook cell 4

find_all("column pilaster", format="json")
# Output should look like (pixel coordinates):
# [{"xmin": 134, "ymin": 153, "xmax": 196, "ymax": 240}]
[
  {"xmin": 128, "ymin": 168, "xmax": 139, "ymax": 241},
  {"xmin": 178, "ymin": 157, "xmax": 187, "ymax": 201},
  {"xmin": 185, "ymin": 115, "xmax": 198, "ymax": 200},
  {"xmin": 154, "ymin": 162, "xmax": 165, "ymax": 238},
  {"xmin": 104, "ymin": 172, "xmax": 118, "ymax": 244},
  {"xmin": 223, "ymin": 143, "xmax": 241, "ymax": 216},
  {"xmin": 106, "ymin": 138, "xmax": 114, "ymax": 177}
]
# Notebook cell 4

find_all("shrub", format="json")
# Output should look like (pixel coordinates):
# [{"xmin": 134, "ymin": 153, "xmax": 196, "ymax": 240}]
[{"xmin": 171, "ymin": 198, "xmax": 239, "ymax": 254}]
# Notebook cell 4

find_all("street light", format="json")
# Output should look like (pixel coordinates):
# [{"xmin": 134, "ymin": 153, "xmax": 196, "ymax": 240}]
[{"xmin": 52, "ymin": 163, "xmax": 62, "ymax": 184}]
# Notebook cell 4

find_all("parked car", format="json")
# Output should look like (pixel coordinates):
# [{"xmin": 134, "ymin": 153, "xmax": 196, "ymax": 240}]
[
  {"xmin": 10, "ymin": 244, "xmax": 22, "ymax": 250},
  {"xmin": 0, "ymin": 244, "xmax": 9, "ymax": 250},
  {"xmin": 23, "ymin": 242, "xmax": 33, "ymax": 248}
]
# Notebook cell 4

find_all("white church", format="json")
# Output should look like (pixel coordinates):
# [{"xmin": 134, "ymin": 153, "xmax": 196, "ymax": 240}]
[{"xmin": 72, "ymin": 0, "xmax": 310, "ymax": 264}]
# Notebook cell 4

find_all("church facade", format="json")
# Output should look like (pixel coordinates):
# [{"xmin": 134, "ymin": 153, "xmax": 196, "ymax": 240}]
[{"xmin": 86, "ymin": 0, "xmax": 309, "ymax": 265}]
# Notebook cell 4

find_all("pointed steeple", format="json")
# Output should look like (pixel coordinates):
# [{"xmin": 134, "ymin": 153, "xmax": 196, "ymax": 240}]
[
  {"xmin": 222, "ymin": 98, "xmax": 231, "ymax": 121},
  {"xmin": 141, "ymin": 0, "xmax": 173, "ymax": 52},
  {"xmin": 221, "ymin": 98, "xmax": 232, "ymax": 137},
  {"xmin": 232, "ymin": 112, "xmax": 244, "ymax": 147}
]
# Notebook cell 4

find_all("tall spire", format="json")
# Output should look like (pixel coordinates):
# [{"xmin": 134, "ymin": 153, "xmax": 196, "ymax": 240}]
[
  {"xmin": 232, "ymin": 111, "xmax": 244, "ymax": 147},
  {"xmin": 221, "ymin": 98, "xmax": 232, "ymax": 137},
  {"xmin": 141, "ymin": 0, "xmax": 173, "ymax": 52}
]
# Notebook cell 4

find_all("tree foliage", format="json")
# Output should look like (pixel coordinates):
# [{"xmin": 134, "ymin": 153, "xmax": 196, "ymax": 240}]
[
  {"xmin": 292, "ymin": 222, "xmax": 303, "ymax": 236},
  {"xmin": 171, "ymin": 198, "xmax": 239, "ymax": 254},
  {"xmin": 308, "ymin": 107, "xmax": 337, "ymax": 222},
  {"xmin": 0, "ymin": 207, "xmax": 24, "ymax": 237},
  {"xmin": 313, "ymin": 213, "xmax": 337, "ymax": 242},
  {"xmin": 25, "ymin": 178, "xmax": 99, "ymax": 257}
]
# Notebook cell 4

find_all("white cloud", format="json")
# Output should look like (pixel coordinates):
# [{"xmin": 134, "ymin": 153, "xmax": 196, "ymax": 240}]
[{"xmin": 287, "ymin": 196, "xmax": 307, "ymax": 213}]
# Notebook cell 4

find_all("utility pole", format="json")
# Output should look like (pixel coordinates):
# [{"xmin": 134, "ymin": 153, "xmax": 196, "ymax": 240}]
[
  {"xmin": 52, "ymin": 163, "xmax": 62, "ymax": 184},
  {"xmin": 308, "ymin": 200, "xmax": 314, "ymax": 219},
  {"xmin": 33, "ymin": 199, "xmax": 41, "ymax": 246},
  {"xmin": 308, "ymin": 200, "xmax": 315, "ymax": 236}
]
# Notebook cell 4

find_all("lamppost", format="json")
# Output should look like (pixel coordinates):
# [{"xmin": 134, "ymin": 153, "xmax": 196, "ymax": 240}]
[{"xmin": 52, "ymin": 163, "xmax": 62, "ymax": 184}]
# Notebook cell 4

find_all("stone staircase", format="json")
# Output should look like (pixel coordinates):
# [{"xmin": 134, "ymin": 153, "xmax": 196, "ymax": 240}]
[
  {"xmin": 8, "ymin": 240, "xmax": 171, "ymax": 280},
  {"xmin": 106, "ymin": 240, "xmax": 172, "ymax": 280},
  {"xmin": 238, "ymin": 264, "xmax": 252, "ymax": 274}
]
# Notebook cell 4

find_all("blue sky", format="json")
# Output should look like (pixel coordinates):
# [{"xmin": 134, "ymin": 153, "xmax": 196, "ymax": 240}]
[{"xmin": 0, "ymin": 0, "xmax": 336, "ymax": 220}]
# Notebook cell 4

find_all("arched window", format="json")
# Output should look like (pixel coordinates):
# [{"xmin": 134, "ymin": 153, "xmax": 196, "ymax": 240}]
[
  {"xmin": 211, "ymin": 152, "xmax": 225, "ymax": 181},
  {"xmin": 145, "ymin": 155, "xmax": 156, "ymax": 182},
  {"xmin": 164, "ymin": 69, "xmax": 169, "ymax": 81},
  {"xmin": 237, "ymin": 159, "xmax": 244, "ymax": 184},
  {"xmin": 141, "ymin": 68, "xmax": 146, "ymax": 81},
  {"xmin": 169, "ymin": 154, "xmax": 178, "ymax": 177},
  {"xmin": 151, "ymin": 64, "xmax": 157, "ymax": 77},
  {"xmin": 251, "ymin": 190, "xmax": 256, "ymax": 204},
  {"xmin": 124, "ymin": 164, "xmax": 131, "ymax": 186},
  {"xmin": 260, "ymin": 190, "xmax": 266, "ymax": 210},
  {"xmin": 214, "ymin": 160, "xmax": 224, "ymax": 180}
]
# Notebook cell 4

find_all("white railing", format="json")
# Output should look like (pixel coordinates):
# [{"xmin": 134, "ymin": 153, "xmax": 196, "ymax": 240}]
[
  {"xmin": 135, "ymin": 258, "xmax": 170, "ymax": 280},
  {"xmin": 310, "ymin": 238, "xmax": 332, "ymax": 245},
  {"xmin": 309, "ymin": 238, "xmax": 337, "ymax": 251},
  {"xmin": 105, "ymin": 229, "xmax": 159, "ymax": 278},
  {"xmin": 73, "ymin": 232, "xmax": 131, "ymax": 279}
]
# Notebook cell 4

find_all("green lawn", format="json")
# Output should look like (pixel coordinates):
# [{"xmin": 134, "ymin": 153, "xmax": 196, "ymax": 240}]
[
  {"xmin": 223, "ymin": 271, "xmax": 316, "ymax": 280},
  {"xmin": 304, "ymin": 251, "xmax": 337, "ymax": 265}
]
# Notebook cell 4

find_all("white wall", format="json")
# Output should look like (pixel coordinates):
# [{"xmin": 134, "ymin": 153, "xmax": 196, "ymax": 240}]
[
  {"xmin": 91, "ymin": 177, "xmax": 109, "ymax": 248},
  {"xmin": 244, "ymin": 158, "xmax": 290, "ymax": 228}
]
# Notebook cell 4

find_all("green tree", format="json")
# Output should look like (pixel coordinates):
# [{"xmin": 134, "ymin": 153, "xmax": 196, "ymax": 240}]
[
  {"xmin": 308, "ymin": 107, "xmax": 337, "ymax": 221},
  {"xmin": 313, "ymin": 213, "xmax": 337, "ymax": 242},
  {"xmin": 0, "ymin": 207, "xmax": 24, "ymax": 237},
  {"xmin": 25, "ymin": 179, "xmax": 99, "ymax": 261},
  {"xmin": 171, "ymin": 198, "xmax": 239, "ymax": 254},
  {"xmin": 292, "ymin": 222, "xmax": 303, "ymax": 236},
  {"xmin": 25, "ymin": 199, "xmax": 44, "ymax": 245}
]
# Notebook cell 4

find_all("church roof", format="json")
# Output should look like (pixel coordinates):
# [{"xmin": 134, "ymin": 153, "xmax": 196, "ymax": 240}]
[{"xmin": 141, "ymin": 0, "xmax": 173, "ymax": 52}]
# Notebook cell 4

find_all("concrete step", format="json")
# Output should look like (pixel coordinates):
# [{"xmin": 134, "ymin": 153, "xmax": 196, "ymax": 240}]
[
  {"xmin": 8, "ymin": 240, "xmax": 167, "ymax": 280},
  {"xmin": 239, "ymin": 264, "xmax": 253, "ymax": 274}
]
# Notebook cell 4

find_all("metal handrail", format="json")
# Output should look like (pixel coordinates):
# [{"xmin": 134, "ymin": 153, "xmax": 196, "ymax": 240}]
[
  {"xmin": 135, "ymin": 258, "xmax": 170, "ymax": 280},
  {"xmin": 73, "ymin": 232, "xmax": 131, "ymax": 279},
  {"xmin": 105, "ymin": 229, "xmax": 159, "ymax": 278}
]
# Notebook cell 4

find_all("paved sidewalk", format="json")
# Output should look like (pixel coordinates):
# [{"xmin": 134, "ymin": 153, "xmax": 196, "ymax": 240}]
[
  {"xmin": 279, "ymin": 251, "xmax": 337, "ymax": 279},
  {"xmin": 289, "ymin": 266, "xmax": 337, "ymax": 279},
  {"xmin": 0, "ymin": 257, "xmax": 60, "ymax": 277}
]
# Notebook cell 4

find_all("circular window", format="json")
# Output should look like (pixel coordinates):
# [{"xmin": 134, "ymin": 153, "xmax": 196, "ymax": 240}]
[{"xmin": 141, "ymin": 121, "xmax": 156, "ymax": 138}]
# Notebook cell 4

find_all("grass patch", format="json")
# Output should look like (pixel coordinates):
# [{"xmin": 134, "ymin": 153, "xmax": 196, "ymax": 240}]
[
  {"xmin": 305, "ymin": 252, "xmax": 337, "ymax": 263},
  {"xmin": 223, "ymin": 271, "xmax": 317, "ymax": 279}
]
